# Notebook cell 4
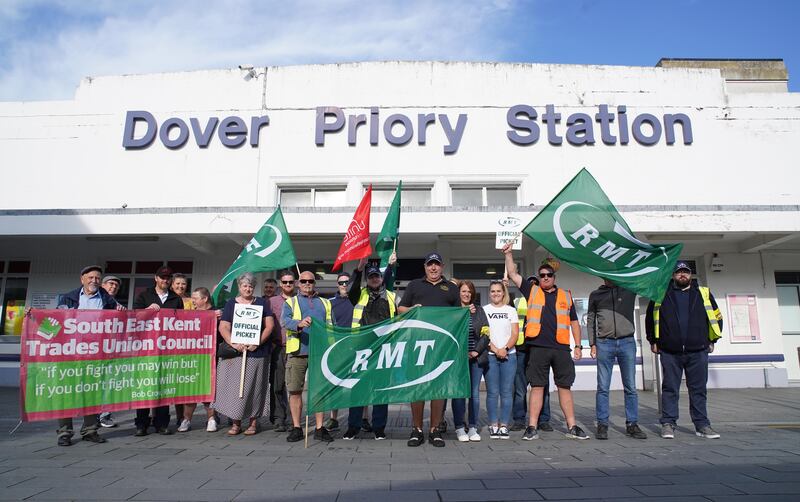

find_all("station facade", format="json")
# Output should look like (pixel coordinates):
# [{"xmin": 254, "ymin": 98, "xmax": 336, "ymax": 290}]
[{"xmin": 1, "ymin": 59, "xmax": 798, "ymax": 389}]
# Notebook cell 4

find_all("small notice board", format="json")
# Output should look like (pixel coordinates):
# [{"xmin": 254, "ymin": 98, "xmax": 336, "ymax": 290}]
[
  {"xmin": 495, "ymin": 215, "xmax": 523, "ymax": 250},
  {"xmin": 726, "ymin": 294, "xmax": 761, "ymax": 343}
]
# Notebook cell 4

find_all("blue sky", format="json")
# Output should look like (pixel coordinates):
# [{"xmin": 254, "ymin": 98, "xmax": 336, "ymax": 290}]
[{"xmin": 0, "ymin": 0, "xmax": 797, "ymax": 101}]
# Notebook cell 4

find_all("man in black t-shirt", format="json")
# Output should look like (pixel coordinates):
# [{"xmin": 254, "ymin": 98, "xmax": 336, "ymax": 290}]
[
  {"xmin": 397, "ymin": 252, "xmax": 459, "ymax": 447},
  {"xmin": 503, "ymin": 243, "xmax": 589, "ymax": 440}
]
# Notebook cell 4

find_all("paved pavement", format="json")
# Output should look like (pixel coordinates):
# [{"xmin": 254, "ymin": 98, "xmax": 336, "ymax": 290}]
[{"xmin": 1, "ymin": 386, "xmax": 799, "ymax": 501}]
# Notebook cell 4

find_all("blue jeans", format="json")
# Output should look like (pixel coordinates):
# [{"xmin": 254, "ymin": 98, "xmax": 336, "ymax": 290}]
[
  {"xmin": 486, "ymin": 352, "xmax": 517, "ymax": 425},
  {"xmin": 595, "ymin": 337, "xmax": 639, "ymax": 425},
  {"xmin": 348, "ymin": 405, "xmax": 388, "ymax": 429},
  {"xmin": 452, "ymin": 398, "xmax": 466, "ymax": 429},
  {"xmin": 464, "ymin": 359, "xmax": 489, "ymax": 428},
  {"xmin": 659, "ymin": 350, "xmax": 710, "ymax": 428},
  {"xmin": 512, "ymin": 348, "xmax": 528, "ymax": 423}
]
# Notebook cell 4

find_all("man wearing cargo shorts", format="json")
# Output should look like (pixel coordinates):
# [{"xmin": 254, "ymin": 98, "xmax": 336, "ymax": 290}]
[{"xmin": 281, "ymin": 271, "xmax": 335, "ymax": 443}]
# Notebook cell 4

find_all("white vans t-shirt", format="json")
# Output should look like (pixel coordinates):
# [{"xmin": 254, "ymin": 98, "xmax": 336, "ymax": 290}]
[{"xmin": 483, "ymin": 303, "xmax": 519, "ymax": 355}]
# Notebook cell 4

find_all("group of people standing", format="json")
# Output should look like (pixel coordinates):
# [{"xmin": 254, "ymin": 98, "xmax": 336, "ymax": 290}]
[{"xmin": 50, "ymin": 246, "xmax": 723, "ymax": 447}]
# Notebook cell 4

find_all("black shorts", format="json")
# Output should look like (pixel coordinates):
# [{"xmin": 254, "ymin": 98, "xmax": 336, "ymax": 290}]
[{"xmin": 526, "ymin": 346, "xmax": 575, "ymax": 388}]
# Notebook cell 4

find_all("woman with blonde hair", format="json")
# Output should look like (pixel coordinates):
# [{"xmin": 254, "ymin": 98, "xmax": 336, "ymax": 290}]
[{"xmin": 483, "ymin": 280, "xmax": 519, "ymax": 439}]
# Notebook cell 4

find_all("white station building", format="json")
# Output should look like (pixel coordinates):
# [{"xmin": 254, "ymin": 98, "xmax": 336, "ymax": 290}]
[{"xmin": 1, "ymin": 59, "xmax": 799, "ymax": 390}]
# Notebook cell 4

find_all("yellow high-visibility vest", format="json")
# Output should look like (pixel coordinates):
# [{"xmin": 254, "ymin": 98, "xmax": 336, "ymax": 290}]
[
  {"xmin": 653, "ymin": 286, "xmax": 722, "ymax": 342},
  {"xmin": 513, "ymin": 296, "xmax": 527, "ymax": 345},
  {"xmin": 351, "ymin": 290, "xmax": 396, "ymax": 327},
  {"xmin": 285, "ymin": 295, "xmax": 332, "ymax": 354}
]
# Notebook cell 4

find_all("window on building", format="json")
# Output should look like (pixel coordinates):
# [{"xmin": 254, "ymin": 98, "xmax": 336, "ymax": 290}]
[
  {"xmin": 279, "ymin": 187, "xmax": 347, "ymax": 207},
  {"xmin": 777, "ymin": 272, "xmax": 800, "ymax": 334},
  {"xmin": 451, "ymin": 188, "xmax": 482, "ymax": 206},
  {"xmin": 453, "ymin": 262, "xmax": 521, "ymax": 280},
  {"xmin": 0, "ymin": 260, "xmax": 31, "ymax": 343},
  {"xmin": 107, "ymin": 260, "xmax": 193, "ymax": 308},
  {"xmin": 451, "ymin": 185, "xmax": 519, "ymax": 207},
  {"xmin": 371, "ymin": 186, "xmax": 432, "ymax": 207}
]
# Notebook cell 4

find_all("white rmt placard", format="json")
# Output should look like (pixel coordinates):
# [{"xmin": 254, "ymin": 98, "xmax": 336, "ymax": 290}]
[
  {"xmin": 230, "ymin": 303, "xmax": 263, "ymax": 345},
  {"xmin": 495, "ymin": 215, "xmax": 523, "ymax": 250}
]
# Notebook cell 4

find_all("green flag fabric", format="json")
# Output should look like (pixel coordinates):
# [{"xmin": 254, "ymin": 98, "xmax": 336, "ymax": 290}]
[
  {"xmin": 212, "ymin": 207, "xmax": 297, "ymax": 307},
  {"xmin": 524, "ymin": 168, "xmax": 683, "ymax": 301},
  {"xmin": 375, "ymin": 181, "xmax": 401, "ymax": 291},
  {"xmin": 306, "ymin": 306, "xmax": 469, "ymax": 414}
]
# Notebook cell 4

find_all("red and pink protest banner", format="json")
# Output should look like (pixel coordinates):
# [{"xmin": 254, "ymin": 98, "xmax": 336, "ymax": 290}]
[{"xmin": 21, "ymin": 309, "xmax": 216, "ymax": 422}]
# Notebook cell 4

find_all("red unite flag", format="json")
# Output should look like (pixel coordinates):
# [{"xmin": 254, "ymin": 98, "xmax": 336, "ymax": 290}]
[{"xmin": 332, "ymin": 185, "xmax": 372, "ymax": 271}]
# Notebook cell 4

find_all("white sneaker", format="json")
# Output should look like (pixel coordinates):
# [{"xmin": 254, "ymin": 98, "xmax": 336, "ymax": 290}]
[
  {"xmin": 177, "ymin": 419, "xmax": 191, "ymax": 432},
  {"xmin": 206, "ymin": 417, "xmax": 218, "ymax": 432},
  {"xmin": 489, "ymin": 425, "xmax": 500, "ymax": 439},
  {"xmin": 467, "ymin": 427, "xmax": 481, "ymax": 441},
  {"xmin": 455, "ymin": 426, "xmax": 469, "ymax": 442},
  {"xmin": 99, "ymin": 413, "xmax": 116, "ymax": 428}
]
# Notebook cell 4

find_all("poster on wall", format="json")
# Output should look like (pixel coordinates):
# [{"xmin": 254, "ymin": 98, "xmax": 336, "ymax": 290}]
[
  {"xmin": 3, "ymin": 300, "xmax": 24, "ymax": 336},
  {"xmin": 726, "ymin": 294, "xmax": 761, "ymax": 343}
]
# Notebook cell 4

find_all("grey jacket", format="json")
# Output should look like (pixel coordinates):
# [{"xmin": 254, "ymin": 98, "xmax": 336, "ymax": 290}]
[{"xmin": 587, "ymin": 285, "xmax": 637, "ymax": 346}]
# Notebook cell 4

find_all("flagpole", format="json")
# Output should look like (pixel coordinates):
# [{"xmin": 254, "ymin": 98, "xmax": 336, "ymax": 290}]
[
  {"xmin": 295, "ymin": 263, "xmax": 301, "ymax": 276},
  {"xmin": 304, "ymin": 415, "xmax": 309, "ymax": 448},
  {"xmin": 392, "ymin": 238, "xmax": 397, "ymax": 254}
]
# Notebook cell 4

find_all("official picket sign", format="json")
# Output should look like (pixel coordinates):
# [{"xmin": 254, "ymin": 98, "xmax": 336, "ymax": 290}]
[
  {"xmin": 230, "ymin": 303, "xmax": 263, "ymax": 345},
  {"xmin": 20, "ymin": 309, "xmax": 216, "ymax": 422},
  {"xmin": 495, "ymin": 215, "xmax": 523, "ymax": 250}
]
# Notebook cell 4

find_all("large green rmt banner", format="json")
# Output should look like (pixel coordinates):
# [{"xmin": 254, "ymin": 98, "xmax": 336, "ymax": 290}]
[{"xmin": 307, "ymin": 307, "xmax": 469, "ymax": 413}]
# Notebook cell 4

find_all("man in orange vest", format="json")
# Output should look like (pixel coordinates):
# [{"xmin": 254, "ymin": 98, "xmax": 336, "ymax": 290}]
[{"xmin": 502, "ymin": 243, "xmax": 589, "ymax": 440}]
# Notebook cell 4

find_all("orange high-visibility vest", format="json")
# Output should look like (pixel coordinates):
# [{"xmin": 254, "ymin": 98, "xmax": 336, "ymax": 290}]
[{"xmin": 524, "ymin": 286, "xmax": 573, "ymax": 346}]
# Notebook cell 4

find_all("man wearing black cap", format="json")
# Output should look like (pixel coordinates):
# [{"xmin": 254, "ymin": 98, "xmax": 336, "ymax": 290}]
[
  {"xmin": 52, "ymin": 265, "xmax": 121, "ymax": 446},
  {"xmin": 398, "ymin": 252, "xmax": 459, "ymax": 447},
  {"xmin": 646, "ymin": 261, "xmax": 723, "ymax": 440},
  {"xmin": 132, "ymin": 266, "xmax": 184, "ymax": 436},
  {"xmin": 342, "ymin": 254, "xmax": 397, "ymax": 440}
]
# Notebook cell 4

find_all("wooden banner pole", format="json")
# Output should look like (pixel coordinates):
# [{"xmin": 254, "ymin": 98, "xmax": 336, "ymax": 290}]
[{"xmin": 238, "ymin": 349, "xmax": 247, "ymax": 398}]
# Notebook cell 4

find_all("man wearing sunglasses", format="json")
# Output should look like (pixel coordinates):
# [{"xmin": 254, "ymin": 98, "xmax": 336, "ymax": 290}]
[
  {"xmin": 267, "ymin": 271, "xmax": 296, "ymax": 432},
  {"xmin": 281, "ymin": 271, "xmax": 336, "ymax": 443},
  {"xmin": 397, "ymin": 252, "xmax": 460, "ymax": 447},
  {"xmin": 502, "ymin": 243, "xmax": 588, "ymax": 440},
  {"xmin": 509, "ymin": 275, "xmax": 554, "ymax": 433},
  {"xmin": 323, "ymin": 272, "xmax": 355, "ymax": 432}
]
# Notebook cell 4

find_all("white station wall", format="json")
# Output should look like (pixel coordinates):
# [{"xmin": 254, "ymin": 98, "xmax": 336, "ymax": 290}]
[{"xmin": 0, "ymin": 62, "xmax": 799, "ymax": 216}]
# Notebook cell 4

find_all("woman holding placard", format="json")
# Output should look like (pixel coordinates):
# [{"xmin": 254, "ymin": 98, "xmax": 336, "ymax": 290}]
[{"xmin": 213, "ymin": 273, "xmax": 274, "ymax": 436}]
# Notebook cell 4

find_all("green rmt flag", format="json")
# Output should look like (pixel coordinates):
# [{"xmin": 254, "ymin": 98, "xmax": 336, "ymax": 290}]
[
  {"xmin": 524, "ymin": 168, "xmax": 683, "ymax": 301},
  {"xmin": 212, "ymin": 207, "xmax": 297, "ymax": 307},
  {"xmin": 375, "ymin": 181, "xmax": 401, "ymax": 267},
  {"xmin": 306, "ymin": 307, "xmax": 469, "ymax": 414}
]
